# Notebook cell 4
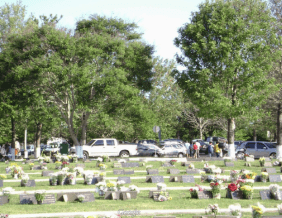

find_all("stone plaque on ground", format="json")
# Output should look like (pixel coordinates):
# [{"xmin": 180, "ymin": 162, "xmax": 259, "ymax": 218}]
[
  {"xmin": 260, "ymin": 190, "xmax": 272, "ymax": 200},
  {"xmin": 33, "ymin": 165, "xmax": 41, "ymax": 170},
  {"xmin": 117, "ymin": 177, "xmax": 131, "ymax": 184},
  {"xmin": 197, "ymin": 191, "xmax": 212, "ymax": 199},
  {"xmin": 120, "ymin": 191, "xmax": 138, "ymax": 200},
  {"xmin": 151, "ymin": 176, "xmax": 164, "ymax": 183},
  {"xmin": 264, "ymin": 162, "xmax": 273, "ymax": 167},
  {"xmin": 21, "ymin": 180, "xmax": 36, "ymax": 187},
  {"xmin": 186, "ymin": 169, "xmax": 200, "ymax": 174},
  {"xmin": 76, "ymin": 163, "xmax": 85, "ymax": 168},
  {"xmin": 114, "ymin": 163, "xmax": 122, "ymax": 168},
  {"xmin": 20, "ymin": 194, "xmax": 37, "ymax": 204},
  {"xmin": 147, "ymin": 169, "xmax": 159, "ymax": 175},
  {"xmin": 167, "ymin": 168, "xmax": 180, "ymax": 174},
  {"xmin": 42, "ymin": 194, "xmax": 56, "ymax": 204},
  {"xmin": 78, "ymin": 193, "xmax": 95, "ymax": 203},
  {"xmin": 121, "ymin": 162, "xmax": 139, "ymax": 168},
  {"xmin": 266, "ymin": 168, "xmax": 277, "ymax": 174},
  {"xmin": 265, "ymin": 157, "xmax": 271, "ymax": 162},
  {"xmin": 231, "ymin": 190, "xmax": 244, "ymax": 200},
  {"xmin": 162, "ymin": 162, "xmax": 173, "ymax": 167},
  {"xmin": 113, "ymin": 170, "xmax": 124, "ymax": 175},
  {"xmin": 42, "ymin": 171, "xmax": 54, "ymax": 177},
  {"xmin": 0, "ymin": 196, "xmax": 8, "ymax": 205},
  {"xmin": 224, "ymin": 162, "xmax": 234, "ymax": 167},
  {"xmin": 124, "ymin": 169, "xmax": 134, "ymax": 175},
  {"xmin": 57, "ymin": 192, "xmax": 94, "ymax": 202},
  {"xmin": 0, "ymin": 180, "xmax": 3, "ymax": 187},
  {"xmin": 181, "ymin": 175, "xmax": 195, "ymax": 183},
  {"xmin": 104, "ymin": 191, "xmax": 121, "ymax": 200},
  {"xmin": 269, "ymin": 175, "xmax": 282, "ymax": 182}
]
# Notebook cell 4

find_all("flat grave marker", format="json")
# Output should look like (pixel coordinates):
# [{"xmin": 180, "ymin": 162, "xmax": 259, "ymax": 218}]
[
  {"xmin": 20, "ymin": 194, "xmax": 37, "ymax": 204},
  {"xmin": 231, "ymin": 190, "xmax": 244, "ymax": 200},
  {"xmin": 167, "ymin": 168, "xmax": 180, "ymax": 174},
  {"xmin": 117, "ymin": 177, "xmax": 131, "ymax": 184},
  {"xmin": 42, "ymin": 194, "xmax": 56, "ymax": 204},
  {"xmin": 57, "ymin": 192, "xmax": 93, "ymax": 202},
  {"xmin": 264, "ymin": 157, "xmax": 271, "ymax": 162},
  {"xmin": 269, "ymin": 175, "xmax": 281, "ymax": 183},
  {"xmin": 0, "ymin": 180, "xmax": 3, "ymax": 187},
  {"xmin": 181, "ymin": 162, "xmax": 190, "ymax": 167},
  {"xmin": 186, "ymin": 169, "xmax": 200, "ymax": 174},
  {"xmin": 42, "ymin": 171, "xmax": 54, "ymax": 177},
  {"xmin": 151, "ymin": 176, "xmax": 164, "ymax": 183},
  {"xmin": 147, "ymin": 169, "xmax": 159, "ymax": 175},
  {"xmin": 0, "ymin": 196, "xmax": 9, "ymax": 205},
  {"xmin": 113, "ymin": 170, "xmax": 124, "ymax": 175},
  {"xmin": 121, "ymin": 162, "xmax": 139, "ymax": 168},
  {"xmin": 32, "ymin": 165, "xmax": 41, "ymax": 170},
  {"xmin": 260, "ymin": 190, "xmax": 272, "ymax": 200},
  {"xmin": 21, "ymin": 180, "xmax": 36, "ymax": 187},
  {"xmin": 120, "ymin": 191, "xmax": 138, "ymax": 200},
  {"xmin": 197, "ymin": 191, "xmax": 212, "ymax": 199},
  {"xmin": 162, "ymin": 162, "xmax": 173, "ymax": 167},
  {"xmin": 104, "ymin": 191, "xmax": 120, "ymax": 200},
  {"xmin": 264, "ymin": 162, "xmax": 273, "ymax": 167},
  {"xmin": 79, "ymin": 193, "xmax": 95, "ymax": 203},
  {"xmin": 224, "ymin": 162, "xmax": 234, "ymax": 167},
  {"xmin": 113, "ymin": 163, "xmax": 122, "ymax": 168},
  {"xmin": 124, "ymin": 169, "xmax": 134, "ymax": 175},
  {"xmin": 181, "ymin": 175, "xmax": 195, "ymax": 183}
]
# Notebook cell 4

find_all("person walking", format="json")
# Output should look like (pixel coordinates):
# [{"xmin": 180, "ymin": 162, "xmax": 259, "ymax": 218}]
[
  {"xmin": 215, "ymin": 142, "xmax": 221, "ymax": 158},
  {"xmin": 184, "ymin": 141, "xmax": 190, "ymax": 158},
  {"xmin": 208, "ymin": 142, "xmax": 213, "ymax": 158},
  {"xmin": 196, "ymin": 141, "xmax": 201, "ymax": 158},
  {"xmin": 193, "ymin": 142, "xmax": 198, "ymax": 159}
]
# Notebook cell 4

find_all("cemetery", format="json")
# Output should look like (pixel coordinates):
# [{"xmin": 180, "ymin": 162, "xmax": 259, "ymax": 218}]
[{"xmin": 0, "ymin": 155, "xmax": 282, "ymax": 217}]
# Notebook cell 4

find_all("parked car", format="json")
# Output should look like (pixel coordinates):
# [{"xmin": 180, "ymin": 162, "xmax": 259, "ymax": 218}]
[
  {"xmin": 137, "ymin": 144, "xmax": 164, "ymax": 157},
  {"xmin": 235, "ymin": 141, "xmax": 276, "ymax": 159},
  {"xmin": 205, "ymin": 136, "xmax": 227, "ymax": 144},
  {"xmin": 42, "ymin": 143, "xmax": 60, "ymax": 156},
  {"xmin": 138, "ymin": 140, "xmax": 157, "ymax": 145},
  {"xmin": 20, "ymin": 144, "xmax": 34, "ymax": 156},
  {"xmin": 160, "ymin": 143, "xmax": 186, "ymax": 158},
  {"xmin": 160, "ymin": 139, "xmax": 184, "ymax": 146}
]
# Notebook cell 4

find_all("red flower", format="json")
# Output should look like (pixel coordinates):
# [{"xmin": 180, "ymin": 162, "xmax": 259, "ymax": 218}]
[
  {"xmin": 228, "ymin": 183, "xmax": 237, "ymax": 192},
  {"xmin": 215, "ymin": 182, "xmax": 219, "ymax": 186}
]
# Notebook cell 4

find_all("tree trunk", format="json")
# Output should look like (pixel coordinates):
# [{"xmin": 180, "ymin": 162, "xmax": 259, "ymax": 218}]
[
  {"xmin": 277, "ymin": 103, "xmax": 282, "ymax": 159},
  {"xmin": 227, "ymin": 118, "xmax": 236, "ymax": 158},
  {"xmin": 35, "ymin": 123, "xmax": 42, "ymax": 158},
  {"xmin": 253, "ymin": 129, "xmax": 257, "ymax": 141},
  {"xmin": 11, "ymin": 117, "xmax": 16, "ymax": 160},
  {"xmin": 80, "ymin": 113, "xmax": 87, "ymax": 145}
]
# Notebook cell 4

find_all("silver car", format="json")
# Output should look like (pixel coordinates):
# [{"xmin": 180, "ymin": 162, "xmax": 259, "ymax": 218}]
[
  {"xmin": 161, "ymin": 143, "xmax": 186, "ymax": 158},
  {"xmin": 236, "ymin": 141, "xmax": 276, "ymax": 159}
]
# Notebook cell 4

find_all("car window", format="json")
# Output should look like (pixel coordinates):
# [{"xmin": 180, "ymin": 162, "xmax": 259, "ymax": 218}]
[
  {"xmin": 257, "ymin": 143, "xmax": 266, "ymax": 149},
  {"xmin": 106, "ymin": 140, "xmax": 115, "ymax": 146},
  {"xmin": 94, "ymin": 140, "xmax": 104, "ymax": 146},
  {"xmin": 87, "ymin": 140, "xmax": 95, "ymax": 146},
  {"xmin": 164, "ymin": 145, "xmax": 171, "ymax": 148},
  {"xmin": 265, "ymin": 143, "xmax": 275, "ymax": 148},
  {"xmin": 245, "ymin": 142, "xmax": 255, "ymax": 149}
]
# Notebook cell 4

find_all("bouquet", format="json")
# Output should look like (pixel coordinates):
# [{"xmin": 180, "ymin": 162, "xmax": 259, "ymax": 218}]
[
  {"xmin": 55, "ymin": 161, "xmax": 62, "ymax": 169},
  {"xmin": 188, "ymin": 163, "xmax": 194, "ymax": 169},
  {"xmin": 96, "ymin": 181, "xmax": 107, "ymax": 190},
  {"xmin": 170, "ymin": 160, "xmax": 177, "ymax": 165},
  {"xmin": 227, "ymin": 183, "xmax": 238, "ymax": 192},
  {"xmin": 261, "ymin": 172, "xmax": 268, "ymax": 182},
  {"xmin": 211, "ymin": 167, "xmax": 221, "ymax": 175},
  {"xmin": 29, "ymin": 163, "xmax": 34, "ymax": 170},
  {"xmin": 243, "ymin": 172, "xmax": 257, "ymax": 180},
  {"xmin": 61, "ymin": 156, "xmax": 69, "ymax": 162},
  {"xmin": 0, "ymin": 175, "xmax": 6, "ymax": 180},
  {"xmin": 157, "ymin": 191, "xmax": 170, "ymax": 202},
  {"xmin": 228, "ymin": 203, "xmax": 241, "ymax": 216},
  {"xmin": 210, "ymin": 182, "xmax": 221, "ymax": 198},
  {"xmin": 239, "ymin": 185, "xmax": 253, "ymax": 199},
  {"xmin": 189, "ymin": 188, "xmax": 198, "ymax": 198},
  {"xmin": 269, "ymin": 184, "xmax": 282, "ymax": 200},
  {"xmin": 116, "ymin": 180, "xmax": 126, "ymax": 190},
  {"xmin": 99, "ymin": 164, "xmax": 107, "ymax": 169},
  {"xmin": 44, "ymin": 156, "xmax": 51, "ymax": 163},
  {"xmin": 251, "ymin": 203, "xmax": 265, "ymax": 218},
  {"xmin": 107, "ymin": 181, "xmax": 117, "ymax": 191},
  {"xmin": 74, "ymin": 167, "xmax": 84, "ymax": 176},
  {"xmin": 230, "ymin": 170, "xmax": 239, "ymax": 180},
  {"xmin": 21, "ymin": 174, "xmax": 29, "ymax": 184},
  {"xmin": 97, "ymin": 157, "xmax": 103, "ymax": 162},
  {"xmin": 62, "ymin": 161, "xmax": 69, "ymax": 168},
  {"xmin": 206, "ymin": 204, "xmax": 219, "ymax": 217},
  {"xmin": 259, "ymin": 157, "xmax": 265, "ymax": 166},
  {"xmin": 128, "ymin": 185, "xmax": 140, "ymax": 193}
]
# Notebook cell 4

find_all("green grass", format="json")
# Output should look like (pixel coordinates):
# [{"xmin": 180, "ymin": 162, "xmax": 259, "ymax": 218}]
[{"xmin": 0, "ymin": 159, "xmax": 281, "ymax": 217}]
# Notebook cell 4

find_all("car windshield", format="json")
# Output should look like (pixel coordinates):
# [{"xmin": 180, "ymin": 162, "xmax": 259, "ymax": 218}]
[{"xmin": 87, "ymin": 140, "xmax": 95, "ymax": 146}]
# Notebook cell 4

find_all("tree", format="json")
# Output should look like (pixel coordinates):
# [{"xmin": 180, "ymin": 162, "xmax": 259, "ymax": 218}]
[{"xmin": 174, "ymin": 0, "xmax": 281, "ymax": 158}]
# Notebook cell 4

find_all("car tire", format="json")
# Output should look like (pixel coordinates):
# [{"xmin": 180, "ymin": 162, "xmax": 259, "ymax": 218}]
[
  {"xmin": 83, "ymin": 151, "xmax": 89, "ymax": 160},
  {"xmin": 119, "ymin": 151, "xmax": 129, "ymax": 157},
  {"xmin": 270, "ymin": 152, "xmax": 276, "ymax": 159},
  {"xmin": 178, "ymin": 153, "xmax": 184, "ymax": 158}
]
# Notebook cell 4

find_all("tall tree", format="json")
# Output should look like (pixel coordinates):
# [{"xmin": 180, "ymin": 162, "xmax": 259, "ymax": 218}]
[{"xmin": 174, "ymin": 0, "xmax": 281, "ymax": 158}]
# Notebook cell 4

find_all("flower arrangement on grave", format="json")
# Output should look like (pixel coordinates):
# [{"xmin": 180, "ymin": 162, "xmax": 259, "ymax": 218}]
[
  {"xmin": 230, "ymin": 170, "xmax": 239, "ymax": 182},
  {"xmin": 41, "ymin": 163, "xmax": 47, "ymax": 170},
  {"xmin": 55, "ymin": 161, "xmax": 62, "ymax": 169},
  {"xmin": 35, "ymin": 190, "xmax": 46, "ymax": 204},
  {"xmin": 157, "ymin": 191, "xmax": 170, "ymax": 202},
  {"xmin": 200, "ymin": 171, "xmax": 206, "ymax": 182},
  {"xmin": 204, "ymin": 165, "xmax": 216, "ymax": 174},
  {"xmin": 170, "ymin": 160, "xmax": 177, "ymax": 165},
  {"xmin": 44, "ymin": 156, "xmax": 51, "ymax": 163},
  {"xmin": 242, "ymin": 171, "xmax": 257, "ymax": 180},
  {"xmin": 91, "ymin": 170, "xmax": 99, "ymax": 177},
  {"xmin": 245, "ymin": 162, "xmax": 252, "ymax": 167},
  {"xmin": 0, "ymin": 175, "xmax": 6, "ymax": 180},
  {"xmin": 277, "ymin": 203, "xmax": 282, "ymax": 215},
  {"xmin": 84, "ymin": 173, "xmax": 93, "ymax": 185},
  {"xmin": 269, "ymin": 184, "xmax": 282, "ymax": 200},
  {"xmin": 96, "ymin": 157, "xmax": 103, "ymax": 163},
  {"xmin": 57, "ymin": 171, "xmax": 67, "ymax": 185},
  {"xmin": 188, "ymin": 163, "xmax": 194, "ymax": 169},
  {"xmin": 204, "ymin": 161, "xmax": 209, "ymax": 168},
  {"xmin": 96, "ymin": 181, "xmax": 107, "ymax": 196},
  {"xmin": 2, "ymin": 187, "xmax": 15, "ymax": 200},
  {"xmin": 21, "ymin": 174, "xmax": 29, "ymax": 184},
  {"xmin": 244, "ymin": 153, "xmax": 249, "ymax": 157},
  {"xmin": 61, "ymin": 156, "xmax": 69, "ymax": 162},
  {"xmin": 189, "ymin": 188, "xmax": 198, "ymax": 198},
  {"xmin": 228, "ymin": 203, "xmax": 241, "ymax": 216},
  {"xmin": 210, "ymin": 182, "xmax": 221, "ymax": 199},
  {"xmin": 128, "ymin": 185, "xmax": 140, "ymax": 194},
  {"xmin": 50, "ymin": 173, "xmax": 58, "ymax": 186},
  {"xmin": 77, "ymin": 194, "xmax": 85, "ymax": 202},
  {"xmin": 74, "ymin": 167, "xmax": 84, "ymax": 176},
  {"xmin": 239, "ymin": 185, "xmax": 253, "ymax": 199},
  {"xmin": 29, "ymin": 163, "xmax": 34, "ymax": 170},
  {"xmin": 227, "ymin": 183, "xmax": 238, "ymax": 192},
  {"xmin": 67, "ymin": 173, "xmax": 76, "ymax": 185},
  {"xmin": 102, "ymin": 155, "xmax": 109, "ymax": 162},
  {"xmin": 251, "ymin": 203, "xmax": 265, "ymax": 218},
  {"xmin": 71, "ymin": 154, "xmax": 78, "ymax": 163},
  {"xmin": 0, "ymin": 214, "xmax": 9, "ymax": 218},
  {"xmin": 261, "ymin": 172, "xmax": 268, "ymax": 182},
  {"xmin": 206, "ymin": 204, "xmax": 219, "ymax": 217},
  {"xmin": 55, "ymin": 153, "xmax": 62, "ymax": 161},
  {"xmin": 107, "ymin": 181, "xmax": 117, "ymax": 191},
  {"xmin": 62, "ymin": 161, "xmax": 69, "ymax": 168},
  {"xmin": 10, "ymin": 164, "xmax": 23, "ymax": 179},
  {"xmin": 157, "ymin": 183, "xmax": 167, "ymax": 191},
  {"xmin": 99, "ymin": 172, "xmax": 106, "ymax": 179},
  {"xmin": 38, "ymin": 157, "xmax": 45, "ymax": 164},
  {"xmin": 116, "ymin": 180, "xmax": 126, "ymax": 191},
  {"xmin": 211, "ymin": 167, "xmax": 222, "ymax": 175},
  {"xmin": 259, "ymin": 157, "xmax": 265, "ymax": 167},
  {"xmin": 99, "ymin": 163, "xmax": 106, "ymax": 170}
]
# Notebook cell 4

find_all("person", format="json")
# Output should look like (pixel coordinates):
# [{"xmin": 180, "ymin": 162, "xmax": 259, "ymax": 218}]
[
  {"xmin": 196, "ymin": 141, "xmax": 201, "ymax": 158},
  {"xmin": 5, "ymin": 142, "xmax": 9, "ymax": 155},
  {"xmin": 184, "ymin": 141, "xmax": 190, "ymax": 158},
  {"xmin": 208, "ymin": 142, "xmax": 213, "ymax": 157},
  {"xmin": 193, "ymin": 142, "xmax": 198, "ymax": 159},
  {"xmin": 215, "ymin": 142, "xmax": 221, "ymax": 158}
]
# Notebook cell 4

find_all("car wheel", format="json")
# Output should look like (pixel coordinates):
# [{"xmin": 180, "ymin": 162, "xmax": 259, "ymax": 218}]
[
  {"xmin": 178, "ymin": 153, "xmax": 184, "ymax": 158},
  {"xmin": 270, "ymin": 153, "xmax": 276, "ymax": 159},
  {"xmin": 236, "ymin": 152, "xmax": 244, "ymax": 159},
  {"xmin": 83, "ymin": 151, "xmax": 89, "ymax": 160},
  {"xmin": 119, "ymin": 151, "xmax": 129, "ymax": 157}
]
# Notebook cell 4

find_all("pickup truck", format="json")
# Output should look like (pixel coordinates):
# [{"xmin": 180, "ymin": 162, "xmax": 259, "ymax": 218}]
[{"xmin": 81, "ymin": 138, "xmax": 138, "ymax": 159}]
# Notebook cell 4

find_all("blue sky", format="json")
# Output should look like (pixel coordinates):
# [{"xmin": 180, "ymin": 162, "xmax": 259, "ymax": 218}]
[{"xmin": 3, "ymin": 0, "xmax": 204, "ymax": 61}]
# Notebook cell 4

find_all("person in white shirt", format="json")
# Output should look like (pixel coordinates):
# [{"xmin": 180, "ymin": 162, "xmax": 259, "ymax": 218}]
[{"xmin": 196, "ymin": 141, "xmax": 201, "ymax": 158}]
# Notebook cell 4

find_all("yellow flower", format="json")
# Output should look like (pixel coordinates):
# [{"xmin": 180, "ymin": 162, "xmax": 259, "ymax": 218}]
[{"xmin": 168, "ymin": 197, "xmax": 172, "ymax": 200}]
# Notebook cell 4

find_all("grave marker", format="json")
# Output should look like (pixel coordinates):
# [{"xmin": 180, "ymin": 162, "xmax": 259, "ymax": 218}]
[
  {"xmin": 147, "ymin": 169, "xmax": 159, "ymax": 175},
  {"xmin": 114, "ymin": 163, "xmax": 122, "ymax": 168},
  {"xmin": 269, "ymin": 175, "xmax": 282, "ymax": 183},
  {"xmin": 181, "ymin": 175, "xmax": 195, "ymax": 183},
  {"xmin": 264, "ymin": 162, "xmax": 273, "ymax": 167},
  {"xmin": 167, "ymin": 168, "xmax": 180, "ymax": 174},
  {"xmin": 78, "ymin": 193, "xmax": 95, "ymax": 203},
  {"xmin": 224, "ymin": 162, "xmax": 234, "ymax": 167},
  {"xmin": 113, "ymin": 170, "xmax": 124, "ymax": 175},
  {"xmin": 42, "ymin": 171, "xmax": 54, "ymax": 177},
  {"xmin": 124, "ymin": 169, "xmax": 134, "ymax": 175},
  {"xmin": 121, "ymin": 162, "xmax": 139, "ymax": 168},
  {"xmin": 21, "ymin": 180, "xmax": 36, "ymax": 187},
  {"xmin": 151, "ymin": 176, "xmax": 164, "ymax": 183},
  {"xmin": 265, "ymin": 168, "xmax": 277, "ymax": 174},
  {"xmin": 197, "ymin": 191, "xmax": 212, "ymax": 199},
  {"xmin": 0, "ymin": 196, "xmax": 9, "ymax": 205},
  {"xmin": 162, "ymin": 162, "xmax": 173, "ymax": 167},
  {"xmin": 186, "ymin": 169, "xmax": 200, "ymax": 174},
  {"xmin": 20, "ymin": 194, "xmax": 37, "ymax": 204},
  {"xmin": 42, "ymin": 194, "xmax": 56, "ymax": 204},
  {"xmin": 32, "ymin": 165, "xmax": 41, "ymax": 170},
  {"xmin": 231, "ymin": 190, "xmax": 244, "ymax": 200},
  {"xmin": 260, "ymin": 190, "xmax": 272, "ymax": 200},
  {"xmin": 181, "ymin": 162, "xmax": 190, "ymax": 167},
  {"xmin": 117, "ymin": 177, "xmax": 131, "ymax": 184}
]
